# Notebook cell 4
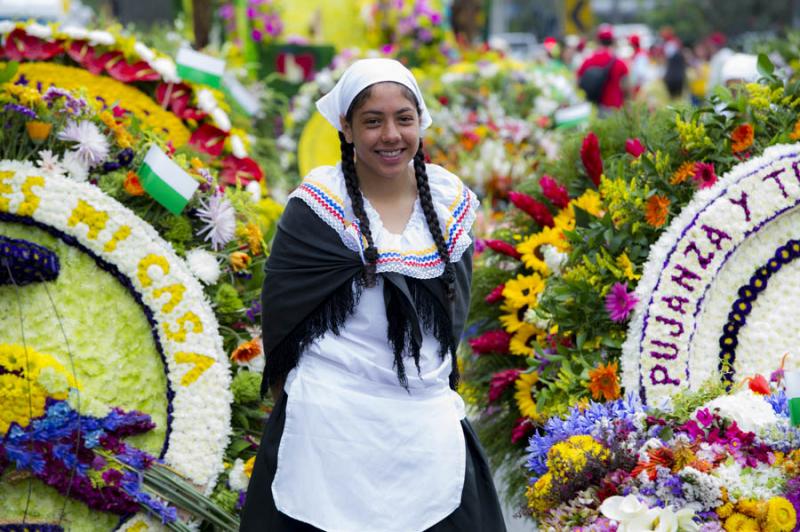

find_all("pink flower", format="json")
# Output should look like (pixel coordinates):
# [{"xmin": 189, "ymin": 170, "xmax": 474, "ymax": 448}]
[
  {"xmin": 485, "ymin": 283, "xmax": 506, "ymax": 304},
  {"xmin": 604, "ymin": 282, "xmax": 639, "ymax": 322},
  {"xmin": 692, "ymin": 162, "xmax": 717, "ymax": 189},
  {"xmin": 484, "ymin": 239, "xmax": 522, "ymax": 260},
  {"xmin": 489, "ymin": 369, "xmax": 521, "ymax": 402},
  {"xmin": 695, "ymin": 408, "xmax": 714, "ymax": 427},
  {"xmin": 469, "ymin": 330, "xmax": 512, "ymax": 355},
  {"xmin": 508, "ymin": 191, "xmax": 554, "ymax": 227},
  {"xmin": 625, "ymin": 138, "xmax": 646, "ymax": 158},
  {"xmin": 511, "ymin": 417, "xmax": 535, "ymax": 444},
  {"xmin": 580, "ymin": 132, "xmax": 603, "ymax": 186},
  {"xmin": 539, "ymin": 175, "xmax": 570, "ymax": 209}
]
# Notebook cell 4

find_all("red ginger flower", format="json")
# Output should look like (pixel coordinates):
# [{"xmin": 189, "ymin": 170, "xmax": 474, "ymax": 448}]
[
  {"xmin": 581, "ymin": 131, "xmax": 604, "ymax": 187},
  {"xmin": 469, "ymin": 329, "xmax": 511, "ymax": 355},
  {"xmin": 484, "ymin": 239, "xmax": 522, "ymax": 260},
  {"xmin": 3, "ymin": 28, "xmax": 63, "ymax": 61},
  {"xmin": 67, "ymin": 40, "xmax": 104, "ymax": 74},
  {"xmin": 485, "ymin": 283, "xmax": 505, "ymax": 304},
  {"xmin": 539, "ymin": 175, "xmax": 569, "ymax": 209},
  {"xmin": 625, "ymin": 138, "xmax": 646, "ymax": 158},
  {"xmin": 489, "ymin": 369, "xmax": 520, "ymax": 402},
  {"xmin": 508, "ymin": 191, "xmax": 554, "ymax": 227}
]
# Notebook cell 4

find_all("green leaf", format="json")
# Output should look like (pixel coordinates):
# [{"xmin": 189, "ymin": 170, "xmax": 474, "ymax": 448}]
[
  {"xmin": 573, "ymin": 205, "xmax": 592, "ymax": 228},
  {"xmin": 227, "ymin": 438, "xmax": 252, "ymax": 458},
  {"xmin": 0, "ymin": 61, "xmax": 18, "ymax": 84},
  {"xmin": 757, "ymin": 53, "xmax": 774, "ymax": 77}
]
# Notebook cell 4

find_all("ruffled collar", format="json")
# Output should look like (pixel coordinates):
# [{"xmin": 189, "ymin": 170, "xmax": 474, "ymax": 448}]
[{"xmin": 289, "ymin": 163, "xmax": 478, "ymax": 279}]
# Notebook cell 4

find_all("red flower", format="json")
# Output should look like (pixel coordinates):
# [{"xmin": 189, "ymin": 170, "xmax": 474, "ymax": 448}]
[
  {"xmin": 484, "ymin": 283, "xmax": 505, "ymax": 304},
  {"xmin": 511, "ymin": 417, "xmax": 536, "ymax": 444},
  {"xmin": 468, "ymin": 329, "xmax": 511, "ymax": 355},
  {"xmin": 692, "ymin": 162, "xmax": 717, "ymax": 189},
  {"xmin": 105, "ymin": 57, "xmax": 160, "ymax": 83},
  {"xmin": 625, "ymin": 138, "xmax": 646, "ymax": 158},
  {"xmin": 508, "ymin": 191, "xmax": 554, "ymax": 227},
  {"xmin": 189, "ymin": 124, "xmax": 228, "ymax": 157},
  {"xmin": 3, "ymin": 29, "xmax": 63, "ymax": 61},
  {"xmin": 489, "ymin": 369, "xmax": 520, "ymax": 402},
  {"xmin": 156, "ymin": 83, "xmax": 206, "ymax": 121},
  {"xmin": 746, "ymin": 374, "xmax": 770, "ymax": 395},
  {"xmin": 221, "ymin": 156, "xmax": 264, "ymax": 186},
  {"xmin": 67, "ymin": 41, "xmax": 105, "ymax": 74},
  {"xmin": 538, "ymin": 175, "xmax": 570, "ymax": 209},
  {"xmin": 580, "ymin": 131, "xmax": 604, "ymax": 186},
  {"xmin": 484, "ymin": 239, "xmax": 522, "ymax": 260}
]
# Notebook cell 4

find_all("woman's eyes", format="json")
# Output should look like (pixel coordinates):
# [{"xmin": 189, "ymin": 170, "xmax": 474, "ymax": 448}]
[{"xmin": 363, "ymin": 116, "xmax": 415, "ymax": 127}]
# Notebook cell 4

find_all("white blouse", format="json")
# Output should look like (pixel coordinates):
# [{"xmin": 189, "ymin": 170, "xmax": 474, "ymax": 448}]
[{"xmin": 271, "ymin": 163, "xmax": 479, "ymax": 532}]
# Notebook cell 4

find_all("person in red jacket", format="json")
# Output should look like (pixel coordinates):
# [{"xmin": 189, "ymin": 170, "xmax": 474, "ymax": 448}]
[{"xmin": 577, "ymin": 24, "xmax": 630, "ymax": 114}]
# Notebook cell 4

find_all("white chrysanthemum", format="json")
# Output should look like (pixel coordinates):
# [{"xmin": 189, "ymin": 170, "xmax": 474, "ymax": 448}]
[
  {"xmin": 246, "ymin": 180, "xmax": 261, "ymax": 202},
  {"xmin": 185, "ymin": 248, "xmax": 221, "ymax": 285},
  {"xmin": 228, "ymin": 458, "xmax": 249, "ymax": 491},
  {"xmin": 60, "ymin": 26, "xmax": 89, "ymax": 39},
  {"xmin": 542, "ymin": 244, "xmax": 567, "ymax": 276},
  {"xmin": 152, "ymin": 57, "xmax": 179, "ymax": 83},
  {"xmin": 87, "ymin": 30, "xmax": 115, "ymax": 45},
  {"xmin": 133, "ymin": 42, "xmax": 155, "ymax": 62},
  {"xmin": 701, "ymin": 389, "xmax": 778, "ymax": 433},
  {"xmin": 25, "ymin": 23, "xmax": 52, "ymax": 39},
  {"xmin": 196, "ymin": 89, "xmax": 218, "ymax": 113},
  {"xmin": 61, "ymin": 151, "xmax": 89, "ymax": 182},
  {"xmin": 211, "ymin": 108, "xmax": 231, "ymax": 132},
  {"xmin": 230, "ymin": 135, "xmax": 247, "ymax": 158},
  {"xmin": 196, "ymin": 192, "xmax": 236, "ymax": 251},
  {"xmin": 36, "ymin": 150, "xmax": 66, "ymax": 179},
  {"xmin": 57, "ymin": 120, "xmax": 110, "ymax": 168}
]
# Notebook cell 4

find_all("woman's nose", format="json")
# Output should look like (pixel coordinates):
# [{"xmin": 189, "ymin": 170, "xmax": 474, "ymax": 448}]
[{"xmin": 381, "ymin": 121, "xmax": 401, "ymax": 142}]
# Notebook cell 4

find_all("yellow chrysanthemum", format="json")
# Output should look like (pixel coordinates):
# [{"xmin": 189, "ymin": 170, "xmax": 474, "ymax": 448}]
[
  {"xmin": 766, "ymin": 497, "xmax": 797, "ymax": 532},
  {"xmin": 717, "ymin": 502, "xmax": 734, "ymax": 519},
  {"xmin": 0, "ymin": 344, "xmax": 78, "ymax": 433},
  {"xmin": 509, "ymin": 324, "xmax": 541, "ymax": 357},
  {"xmin": 14, "ymin": 62, "xmax": 190, "ymax": 147},
  {"xmin": 616, "ymin": 252, "xmax": 640, "ymax": 281},
  {"xmin": 502, "ymin": 273, "xmax": 544, "ymax": 308},
  {"xmin": 526, "ymin": 472, "xmax": 555, "ymax": 514},
  {"xmin": 736, "ymin": 498, "xmax": 765, "ymax": 519},
  {"xmin": 547, "ymin": 435, "xmax": 610, "ymax": 480},
  {"xmin": 237, "ymin": 222, "xmax": 264, "ymax": 255},
  {"xmin": 517, "ymin": 227, "xmax": 567, "ymax": 275},
  {"xmin": 514, "ymin": 372, "xmax": 540, "ymax": 419},
  {"xmin": 723, "ymin": 512, "xmax": 759, "ymax": 532}
]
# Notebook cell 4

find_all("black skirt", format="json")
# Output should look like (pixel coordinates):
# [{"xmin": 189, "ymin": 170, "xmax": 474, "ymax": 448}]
[{"xmin": 240, "ymin": 393, "xmax": 507, "ymax": 531}]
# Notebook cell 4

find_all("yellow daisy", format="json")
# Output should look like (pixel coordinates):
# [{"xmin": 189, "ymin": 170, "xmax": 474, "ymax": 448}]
[
  {"xmin": 502, "ymin": 273, "xmax": 544, "ymax": 308},
  {"xmin": 510, "ymin": 324, "xmax": 542, "ymax": 357},
  {"xmin": 514, "ymin": 372, "xmax": 540, "ymax": 419},
  {"xmin": 517, "ymin": 227, "xmax": 567, "ymax": 275}
]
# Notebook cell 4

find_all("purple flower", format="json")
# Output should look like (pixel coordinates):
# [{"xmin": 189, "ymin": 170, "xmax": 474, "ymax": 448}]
[
  {"xmin": 251, "ymin": 29, "xmax": 263, "ymax": 42},
  {"xmin": 695, "ymin": 408, "xmax": 713, "ymax": 426},
  {"xmin": 605, "ymin": 282, "xmax": 639, "ymax": 322},
  {"xmin": 4, "ymin": 103, "xmax": 37, "ymax": 119}
]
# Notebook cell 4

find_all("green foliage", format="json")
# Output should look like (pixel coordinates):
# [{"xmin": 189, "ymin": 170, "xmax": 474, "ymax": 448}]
[
  {"xmin": 231, "ymin": 370, "xmax": 263, "ymax": 404},
  {"xmin": 214, "ymin": 283, "xmax": 244, "ymax": 315}
]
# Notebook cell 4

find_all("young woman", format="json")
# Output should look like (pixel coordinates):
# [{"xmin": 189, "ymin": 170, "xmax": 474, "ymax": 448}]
[{"xmin": 241, "ymin": 58, "xmax": 506, "ymax": 531}]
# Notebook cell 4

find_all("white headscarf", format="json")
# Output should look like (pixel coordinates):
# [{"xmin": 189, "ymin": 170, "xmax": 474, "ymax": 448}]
[{"xmin": 315, "ymin": 58, "xmax": 432, "ymax": 132}]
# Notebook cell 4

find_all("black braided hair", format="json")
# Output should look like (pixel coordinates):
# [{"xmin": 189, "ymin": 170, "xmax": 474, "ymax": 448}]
[
  {"xmin": 413, "ymin": 140, "xmax": 455, "ymax": 300},
  {"xmin": 339, "ymin": 131, "xmax": 379, "ymax": 286}
]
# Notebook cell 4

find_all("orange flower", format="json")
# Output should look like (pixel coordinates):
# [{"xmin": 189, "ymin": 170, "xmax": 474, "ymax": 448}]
[
  {"xmin": 230, "ymin": 337, "xmax": 262, "ymax": 364},
  {"xmin": 123, "ymin": 171, "xmax": 145, "ymax": 196},
  {"xmin": 670, "ymin": 161, "xmax": 696, "ymax": 184},
  {"xmin": 238, "ymin": 222, "xmax": 263, "ymax": 255},
  {"xmin": 645, "ymin": 194, "xmax": 670, "ymax": 228},
  {"xmin": 229, "ymin": 251, "xmax": 252, "ymax": 272},
  {"xmin": 25, "ymin": 120, "xmax": 52, "ymax": 143},
  {"xmin": 790, "ymin": 120, "xmax": 800, "ymax": 141},
  {"xmin": 731, "ymin": 123, "xmax": 754, "ymax": 153},
  {"xmin": 587, "ymin": 361, "xmax": 621, "ymax": 401}
]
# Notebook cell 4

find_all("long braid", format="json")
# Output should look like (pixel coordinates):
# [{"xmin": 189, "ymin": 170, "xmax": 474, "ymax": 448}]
[
  {"xmin": 339, "ymin": 131, "xmax": 379, "ymax": 286},
  {"xmin": 413, "ymin": 139, "xmax": 455, "ymax": 300}
]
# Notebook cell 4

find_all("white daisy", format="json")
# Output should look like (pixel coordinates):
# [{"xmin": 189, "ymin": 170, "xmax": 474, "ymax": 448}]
[
  {"xmin": 61, "ymin": 151, "xmax": 89, "ymax": 182},
  {"xmin": 185, "ymin": 248, "xmax": 221, "ymax": 285},
  {"xmin": 57, "ymin": 120, "xmax": 110, "ymax": 168},
  {"xmin": 36, "ymin": 150, "xmax": 66, "ymax": 179},
  {"xmin": 196, "ymin": 191, "xmax": 236, "ymax": 251}
]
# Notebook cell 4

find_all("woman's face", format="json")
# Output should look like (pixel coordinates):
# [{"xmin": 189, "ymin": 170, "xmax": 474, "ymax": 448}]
[{"xmin": 341, "ymin": 82, "xmax": 421, "ymax": 183}]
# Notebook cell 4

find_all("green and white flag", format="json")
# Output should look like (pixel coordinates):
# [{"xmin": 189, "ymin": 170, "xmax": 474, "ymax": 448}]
[
  {"xmin": 786, "ymin": 370, "xmax": 800, "ymax": 426},
  {"xmin": 554, "ymin": 102, "xmax": 592, "ymax": 129},
  {"xmin": 139, "ymin": 145, "xmax": 199, "ymax": 215},
  {"xmin": 222, "ymin": 73, "xmax": 261, "ymax": 118},
  {"xmin": 176, "ymin": 48, "xmax": 225, "ymax": 89}
]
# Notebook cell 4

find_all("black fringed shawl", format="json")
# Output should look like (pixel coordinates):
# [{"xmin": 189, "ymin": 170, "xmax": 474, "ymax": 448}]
[{"xmin": 260, "ymin": 198, "xmax": 473, "ymax": 397}]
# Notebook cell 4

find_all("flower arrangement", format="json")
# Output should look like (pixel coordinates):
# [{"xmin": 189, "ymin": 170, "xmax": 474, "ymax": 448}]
[
  {"xmin": 462, "ymin": 55, "xmax": 800, "ymax": 512},
  {"xmin": 522, "ymin": 374, "xmax": 800, "ymax": 531}
]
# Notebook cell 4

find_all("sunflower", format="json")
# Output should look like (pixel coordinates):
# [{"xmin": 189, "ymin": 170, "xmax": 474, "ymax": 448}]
[
  {"xmin": 645, "ymin": 194, "xmax": 670, "ymax": 228},
  {"xmin": 552, "ymin": 208, "xmax": 575, "ymax": 233},
  {"xmin": 587, "ymin": 361, "xmax": 621, "ymax": 401},
  {"xmin": 502, "ymin": 273, "xmax": 544, "ymax": 308},
  {"xmin": 514, "ymin": 372, "xmax": 540, "ymax": 420},
  {"xmin": 517, "ymin": 228, "xmax": 567, "ymax": 275},
  {"xmin": 510, "ymin": 324, "xmax": 541, "ymax": 357},
  {"xmin": 500, "ymin": 302, "xmax": 530, "ymax": 333}
]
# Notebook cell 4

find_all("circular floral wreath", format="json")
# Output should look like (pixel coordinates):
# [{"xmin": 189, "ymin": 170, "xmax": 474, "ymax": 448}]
[
  {"xmin": 623, "ymin": 143, "xmax": 800, "ymax": 405},
  {"xmin": 0, "ymin": 160, "xmax": 231, "ymax": 523}
]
